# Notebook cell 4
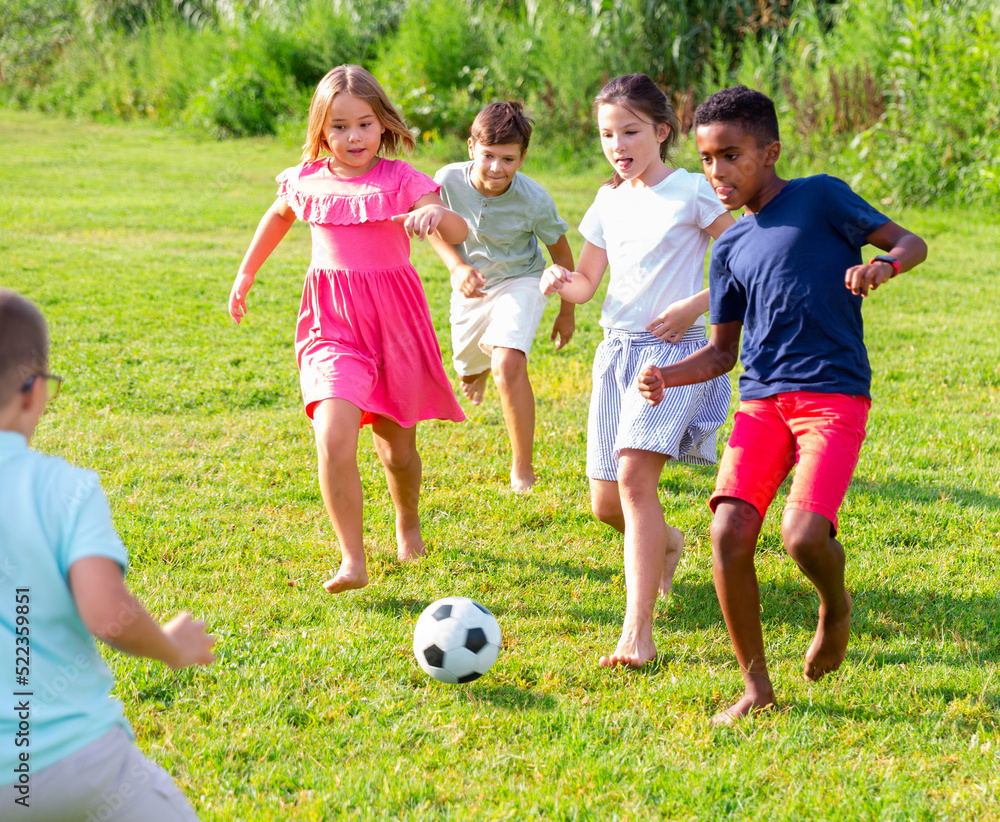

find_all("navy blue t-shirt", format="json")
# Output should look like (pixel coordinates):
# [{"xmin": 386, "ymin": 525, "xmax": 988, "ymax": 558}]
[{"xmin": 709, "ymin": 175, "xmax": 888, "ymax": 401}]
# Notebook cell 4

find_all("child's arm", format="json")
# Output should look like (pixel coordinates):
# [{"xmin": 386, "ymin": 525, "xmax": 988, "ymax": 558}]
[
  {"xmin": 638, "ymin": 320, "xmax": 743, "ymax": 406},
  {"xmin": 229, "ymin": 198, "xmax": 297, "ymax": 324},
  {"xmin": 546, "ymin": 235, "xmax": 577, "ymax": 350},
  {"xmin": 392, "ymin": 193, "xmax": 469, "ymax": 244},
  {"xmin": 647, "ymin": 289, "xmax": 710, "ymax": 343},
  {"xmin": 539, "ymin": 241, "xmax": 607, "ymax": 304},
  {"xmin": 646, "ymin": 212, "xmax": 734, "ymax": 342},
  {"xmin": 69, "ymin": 557, "xmax": 216, "ymax": 670},
  {"xmin": 846, "ymin": 220, "xmax": 927, "ymax": 297},
  {"xmin": 428, "ymin": 233, "xmax": 487, "ymax": 299}
]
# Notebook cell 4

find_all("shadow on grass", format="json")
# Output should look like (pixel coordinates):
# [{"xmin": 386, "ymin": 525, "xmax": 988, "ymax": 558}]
[
  {"xmin": 851, "ymin": 476, "xmax": 1000, "ymax": 511},
  {"xmin": 584, "ymin": 578, "xmax": 1000, "ymax": 666},
  {"xmin": 465, "ymin": 684, "xmax": 558, "ymax": 711},
  {"xmin": 362, "ymin": 595, "xmax": 429, "ymax": 618},
  {"xmin": 775, "ymin": 684, "xmax": 1000, "ymax": 728}
]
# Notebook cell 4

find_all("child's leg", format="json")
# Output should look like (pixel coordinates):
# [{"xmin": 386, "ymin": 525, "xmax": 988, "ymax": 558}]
[
  {"xmin": 590, "ymin": 477, "xmax": 624, "ymax": 532},
  {"xmin": 781, "ymin": 392, "xmax": 869, "ymax": 681},
  {"xmin": 312, "ymin": 399, "xmax": 367, "ymax": 593},
  {"xmin": 591, "ymin": 476, "xmax": 683, "ymax": 597},
  {"xmin": 781, "ymin": 509, "xmax": 851, "ymax": 681},
  {"xmin": 450, "ymin": 288, "xmax": 492, "ymax": 406},
  {"xmin": 599, "ymin": 448, "xmax": 669, "ymax": 668},
  {"xmin": 491, "ymin": 346, "xmax": 536, "ymax": 492},
  {"xmin": 460, "ymin": 369, "xmax": 490, "ymax": 405},
  {"xmin": 371, "ymin": 415, "xmax": 425, "ymax": 561},
  {"xmin": 7, "ymin": 725, "xmax": 199, "ymax": 820},
  {"xmin": 709, "ymin": 498, "xmax": 775, "ymax": 724}
]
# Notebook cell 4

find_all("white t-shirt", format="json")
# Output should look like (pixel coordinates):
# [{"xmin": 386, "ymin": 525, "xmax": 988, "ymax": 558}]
[{"xmin": 579, "ymin": 167, "xmax": 726, "ymax": 332}]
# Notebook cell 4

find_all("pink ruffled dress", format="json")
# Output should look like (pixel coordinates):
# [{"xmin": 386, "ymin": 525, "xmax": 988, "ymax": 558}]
[{"xmin": 277, "ymin": 157, "xmax": 465, "ymax": 427}]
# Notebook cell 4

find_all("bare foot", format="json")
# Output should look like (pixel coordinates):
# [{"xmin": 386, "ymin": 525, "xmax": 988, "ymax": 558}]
[
  {"xmin": 660, "ymin": 526, "xmax": 684, "ymax": 597},
  {"xmin": 598, "ymin": 626, "xmax": 657, "ymax": 668},
  {"xmin": 322, "ymin": 560, "xmax": 368, "ymax": 594},
  {"xmin": 396, "ymin": 524, "xmax": 426, "ymax": 562},
  {"xmin": 460, "ymin": 372, "xmax": 489, "ymax": 406},
  {"xmin": 510, "ymin": 468, "xmax": 536, "ymax": 494},
  {"xmin": 803, "ymin": 590, "xmax": 852, "ymax": 681},
  {"xmin": 709, "ymin": 692, "xmax": 777, "ymax": 726}
]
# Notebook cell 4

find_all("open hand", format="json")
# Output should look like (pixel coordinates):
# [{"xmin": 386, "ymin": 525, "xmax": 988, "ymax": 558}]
[
  {"xmin": 228, "ymin": 272, "xmax": 256, "ymax": 324},
  {"xmin": 550, "ymin": 308, "xmax": 575, "ymax": 350},
  {"xmin": 638, "ymin": 364, "xmax": 665, "ymax": 406},
  {"xmin": 647, "ymin": 296, "xmax": 700, "ymax": 343},
  {"xmin": 163, "ymin": 611, "xmax": 216, "ymax": 670}
]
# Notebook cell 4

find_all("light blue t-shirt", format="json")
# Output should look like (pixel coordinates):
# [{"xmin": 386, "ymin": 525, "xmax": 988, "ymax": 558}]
[
  {"xmin": 434, "ymin": 162, "xmax": 569, "ymax": 289},
  {"xmin": 0, "ymin": 430, "xmax": 131, "ymax": 778}
]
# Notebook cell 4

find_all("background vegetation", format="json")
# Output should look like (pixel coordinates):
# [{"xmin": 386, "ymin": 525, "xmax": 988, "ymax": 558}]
[
  {"xmin": 1, "ymin": 106, "xmax": 998, "ymax": 821},
  {"xmin": 1, "ymin": 0, "xmax": 997, "ymax": 205}
]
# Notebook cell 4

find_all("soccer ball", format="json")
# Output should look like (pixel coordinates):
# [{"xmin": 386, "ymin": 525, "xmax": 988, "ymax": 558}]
[{"xmin": 412, "ymin": 596, "xmax": 502, "ymax": 684}]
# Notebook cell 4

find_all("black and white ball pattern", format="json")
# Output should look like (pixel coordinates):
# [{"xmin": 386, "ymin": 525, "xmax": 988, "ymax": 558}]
[{"xmin": 412, "ymin": 597, "xmax": 502, "ymax": 683}]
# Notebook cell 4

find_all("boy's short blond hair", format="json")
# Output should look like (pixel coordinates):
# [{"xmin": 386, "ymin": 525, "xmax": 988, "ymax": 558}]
[
  {"xmin": 0, "ymin": 288, "xmax": 48, "ymax": 406},
  {"xmin": 470, "ymin": 102, "xmax": 533, "ymax": 153}
]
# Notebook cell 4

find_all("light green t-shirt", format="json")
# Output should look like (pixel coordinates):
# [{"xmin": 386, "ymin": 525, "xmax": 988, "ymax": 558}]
[
  {"xmin": 434, "ymin": 162, "xmax": 569, "ymax": 289},
  {"xmin": 0, "ymin": 430, "xmax": 131, "ymax": 779}
]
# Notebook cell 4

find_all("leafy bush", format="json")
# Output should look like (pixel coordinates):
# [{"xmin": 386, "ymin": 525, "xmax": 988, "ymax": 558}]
[
  {"xmin": 2, "ymin": 0, "xmax": 996, "ymax": 205},
  {"xmin": 0, "ymin": 0, "xmax": 76, "ymax": 94},
  {"xmin": 184, "ymin": 52, "xmax": 300, "ymax": 138},
  {"xmin": 373, "ymin": 0, "xmax": 495, "ymax": 137},
  {"xmin": 760, "ymin": 0, "xmax": 999, "ymax": 206},
  {"xmin": 246, "ymin": 0, "xmax": 373, "ymax": 90},
  {"xmin": 2, "ymin": 18, "xmax": 226, "ymax": 123},
  {"xmin": 507, "ymin": 7, "xmax": 608, "ymax": 161}
]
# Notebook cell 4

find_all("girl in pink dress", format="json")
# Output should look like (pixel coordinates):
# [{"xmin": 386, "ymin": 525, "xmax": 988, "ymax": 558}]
[{"xmin": 228, "ymin": 65, "xmax": 467, "ymax": 594}]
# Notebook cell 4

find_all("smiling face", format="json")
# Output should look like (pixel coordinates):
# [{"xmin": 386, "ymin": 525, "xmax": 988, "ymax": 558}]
[
  {"xmin": 695, "ymin": 121, "xmax": 781, "ymax": 213},
  {"xmin": 597, "ymin": 103, "xmax": 670, "ymax": 187},
  {"xmin": 323, "ymin": 92, "xmax": 385, "ymax": 177},
  {"xmin": 468, "ymin": 139, "xmax": 525, "ymax": 197}
]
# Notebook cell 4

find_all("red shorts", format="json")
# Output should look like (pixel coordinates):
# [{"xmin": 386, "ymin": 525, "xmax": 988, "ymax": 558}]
[{"xmin": 710, "ymin": 392, "xmax": 871, "ymax": 533}]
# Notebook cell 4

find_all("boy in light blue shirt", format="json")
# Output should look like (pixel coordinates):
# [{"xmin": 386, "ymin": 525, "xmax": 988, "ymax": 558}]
[
  {"xmin": 0, "ymin": 289, "xmax": 216, "ymax": 819},
  {"xmin": 431, "ymin": 102, "xmax": 576, "ymax": 492}
]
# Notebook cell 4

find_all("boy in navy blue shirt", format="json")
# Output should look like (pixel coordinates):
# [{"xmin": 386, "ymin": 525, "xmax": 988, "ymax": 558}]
[{"xmin": 638, "ymin": 86, "xmax": 927, "ymax": 725}]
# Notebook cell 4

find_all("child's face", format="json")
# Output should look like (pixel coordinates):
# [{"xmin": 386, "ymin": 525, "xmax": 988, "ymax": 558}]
[
  {"xmin": 468, "ymin": 140, "xmax": 525, "ymax": 197},
  {"xmin": 696, "ymin": 122, "xmax": 780, "ymax": 213},
  {"xmin": 323, "ymin": 93, "xmax": 385, "ymax": 177},
  {"xmin": 597, "ymin": 103, "xmax": 669, "ymax": 186}
]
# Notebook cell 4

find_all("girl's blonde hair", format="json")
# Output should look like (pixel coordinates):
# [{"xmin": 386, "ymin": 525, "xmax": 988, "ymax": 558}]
[
  {"xmin": 302, "ymin": 65, "xmax": 415, "ymax": 162},
  {"xmin": 594, "ymin": 73, "xmax": 681, "ymax": 189}
]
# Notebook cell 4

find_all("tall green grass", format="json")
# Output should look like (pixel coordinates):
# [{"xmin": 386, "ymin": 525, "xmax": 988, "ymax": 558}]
[{"xmin": 0, "ymin": 110, "xmax": 998, "ymax": 820}]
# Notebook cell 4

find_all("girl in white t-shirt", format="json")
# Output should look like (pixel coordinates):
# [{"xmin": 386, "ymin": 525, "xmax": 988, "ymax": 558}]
[{"xmin": 541, "ymin": 74, "xmax": 733, "ymax": 668}]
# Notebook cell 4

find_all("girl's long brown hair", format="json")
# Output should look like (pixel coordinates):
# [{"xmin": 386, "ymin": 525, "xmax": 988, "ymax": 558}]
[
  {"xmin": 594, "ymin": 73, "xmax": 680, "ymax": 188},
  {"xmin": 302, "ymin": 65, "xmax": 415, "ymax": 162}
]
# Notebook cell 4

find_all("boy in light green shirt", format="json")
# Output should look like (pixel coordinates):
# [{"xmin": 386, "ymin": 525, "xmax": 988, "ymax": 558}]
[{"xmin": 431, "ymin": 101, "xmax": 576, "ymax": 492}]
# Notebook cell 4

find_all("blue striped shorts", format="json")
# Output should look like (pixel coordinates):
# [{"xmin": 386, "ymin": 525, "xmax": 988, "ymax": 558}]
[{"xmin": 586, "ymin": 326, "xmax": 733, "ymax": 481}]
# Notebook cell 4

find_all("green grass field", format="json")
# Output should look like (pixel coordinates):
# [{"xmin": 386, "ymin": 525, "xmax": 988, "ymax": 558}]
[{"xmin": 1, "ymin": 109, "xmax": 998, "ymax": 821}]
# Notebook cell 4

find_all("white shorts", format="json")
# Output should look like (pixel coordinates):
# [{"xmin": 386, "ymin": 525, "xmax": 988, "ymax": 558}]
[
  {"xmin": 1, "ymin": 724, "xmax": 200, "ymax": 821},
  {"xmin": 586, "ymin": 327, "xmax": 732, "ymax": 481},
  {"xmin": 450, "ymin": 277, "xmax": 548, "ymax": 376}
]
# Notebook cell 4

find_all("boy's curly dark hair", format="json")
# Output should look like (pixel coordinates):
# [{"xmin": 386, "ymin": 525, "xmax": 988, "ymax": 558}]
[{"xmin": 693, "ymin": 85, "xmax": 779, "ymax": 148}]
